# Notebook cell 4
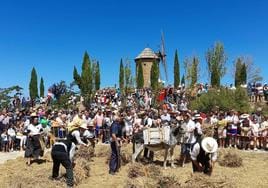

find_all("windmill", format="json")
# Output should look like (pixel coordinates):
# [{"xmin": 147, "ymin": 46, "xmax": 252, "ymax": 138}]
[{"xmin": 156, "ymin": 31, "xmax": 168, "ymax": 82}]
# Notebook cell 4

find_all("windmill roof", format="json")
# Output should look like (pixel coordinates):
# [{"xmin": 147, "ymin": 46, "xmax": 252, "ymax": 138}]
[{"xmin": 135, "ymin": 48, "xmax": 159, "ymax": 60}]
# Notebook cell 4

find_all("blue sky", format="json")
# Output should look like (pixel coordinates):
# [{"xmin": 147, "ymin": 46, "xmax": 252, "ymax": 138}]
[{"xmin": 0, "ymin": 0, "xmax": 267, "ymax": 96}]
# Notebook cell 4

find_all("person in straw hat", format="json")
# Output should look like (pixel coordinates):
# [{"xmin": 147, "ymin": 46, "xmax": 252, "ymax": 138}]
[
  {"xmin": 67, "ymin": 111, "xmax": 88, "ymax": 146},
  {"xmin": 191, "ymin": 137, "xmax": 218, "ymax": 175},
  {"xmin": 82, "ymin": 120, "xmax": 96, "ymax": 148},
  {"xmin": 24, "ymin": 112, "xmax": 43, "ymax": 166},
  {"xmin": 239, "ymin": 114, "xmax": 251, "ymax": 150}
]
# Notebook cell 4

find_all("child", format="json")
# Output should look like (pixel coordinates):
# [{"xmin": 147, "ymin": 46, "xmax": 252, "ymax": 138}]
[
  {"xmin": 1, "ymin": 130, "xmax": 9, "ymax": 152},
  {"xmin": 8, "ymin": 125, "xmax": 16, "ymax": 151}
]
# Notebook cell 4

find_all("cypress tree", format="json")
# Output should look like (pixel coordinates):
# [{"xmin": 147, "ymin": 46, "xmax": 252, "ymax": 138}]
[
  {"xmin": 174, "ymin": 50, "xmax": 180, "ymax": 88},
  {"xmin": 73, "ymin": 66, "xmax": 81, "ymax": 88},
  {"xmin": 241, "ymin": 63, "xmax": 247, "ymax": 85},
  {"xmin": 40, "ymin": 77, "xmax": 45, "ymax": 98},
  {"xmin": 235, "ymin": 58, "xmax": 243, "ymax": 87},
  {"xmin": 95, "ymin": 61, "xmax": 101, "ymax": 90},
  {"xmin": 136, "ymin": 62, "xmax": 144, "ymax": 89},
  {"xmin": 191, "ymin": 57, "xmax": 199, "ymax": 87},
  {"xmin": 29, "ymin": 67, "xmax": 38, "ymax": 99},
  {"xmin": 181, "ymin": 74, "xmax": 185, "ymax": 85},
  {"xmin": 80, "ymin": 51, "xmax": 92, "ymax": 98},
  {"xmin": 119, "ymin": 59, "xmax": 124, "ymax": 91},
  {"xmin": 124, "ymin": 60, "xmax": 132, "ymax": 94},
  {"xmin": 150, "ymin": 60, "xmax": 159, "ymax": 90}
]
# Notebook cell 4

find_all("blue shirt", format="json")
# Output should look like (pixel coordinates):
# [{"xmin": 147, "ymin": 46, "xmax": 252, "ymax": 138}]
[{"xmin": 110, "ymin": 121, "xmax": 121, "ymax": 138}]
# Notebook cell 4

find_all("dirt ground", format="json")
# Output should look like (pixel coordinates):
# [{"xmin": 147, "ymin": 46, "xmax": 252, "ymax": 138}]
[{"xmin": 0, "ymin": 144, "xmax": 267, "ymax": 188}]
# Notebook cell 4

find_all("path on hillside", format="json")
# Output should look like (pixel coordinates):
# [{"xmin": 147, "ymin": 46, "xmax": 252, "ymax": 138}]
[{"xmin": 0, "ymin": 151, "xmax": 24, "ymax": 164}]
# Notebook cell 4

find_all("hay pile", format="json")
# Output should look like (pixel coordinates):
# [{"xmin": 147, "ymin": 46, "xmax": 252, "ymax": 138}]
[
  {"xmin": 145, "ymin": 164, "xmax": 162, "ymax": 178},
  {"xmin": 74, "ymin": 146, "xmax": 95, "ymax": 161},
  {"xmin": 96, "ymin": 145, "xmax": 110, "ymax": 157},
  {"xmin": 73, "ymin": 146, "xmax": 95, "ymax": 185},
  {"xmin": 184, "ymin": 174, "xmax": 233, "ymax": 188},
  {"xmin": 157, "ymin": 175, "xmax": 181, "ymax": 188},
  {"xmin": 218, "ymin": 150, "xmax": 243, "ymax": 167},
  {"xmin": 202, "ymin": 124, "xmax": 214, "ymax": 137},
  {"xmin": 73, "ymin": 158, "xmax": 91, "ymax": 185},
  {"xmin": 128, "ymin": 163, "xmax": 146, "ymax": 178},
  {"xmin": 128, "ymin": 163, "xmax": 162, "ymax": 179},
  {"xmin": 120, "ymin": 146, "xmax": 132, "ymax": 165}
]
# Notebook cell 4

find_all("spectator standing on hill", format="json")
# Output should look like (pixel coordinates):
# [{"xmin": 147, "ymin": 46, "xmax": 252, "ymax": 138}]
[{"xmin": 109, "ymin": 115, "xmax": 122, "ymax": 175}]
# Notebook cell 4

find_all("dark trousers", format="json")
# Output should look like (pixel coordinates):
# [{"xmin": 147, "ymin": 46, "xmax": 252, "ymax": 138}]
[
  {"xmin": 109, "ymin": 141, "xmax": 120, "ymax": 173},
  {"xmin": 51, "ymin": 150, "xmax": 73, "ymax": 187},
  {"xmin": 143, "ymin": 148, "xmax": 154, "ymax": 161},
  {"xmin": 192, "ymin": 160, "xmax": 211, "ymax": 175}
]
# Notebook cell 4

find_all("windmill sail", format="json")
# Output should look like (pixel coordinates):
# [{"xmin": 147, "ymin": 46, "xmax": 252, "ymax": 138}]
[{"xmin": 159, "ymin": 31, "xmax": 168, "ymax": 82}]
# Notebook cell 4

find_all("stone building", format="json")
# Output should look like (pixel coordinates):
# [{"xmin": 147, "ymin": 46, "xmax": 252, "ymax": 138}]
[{"xmin": 135, "ymin": 48, "xmax": 160, "ymax": 88}]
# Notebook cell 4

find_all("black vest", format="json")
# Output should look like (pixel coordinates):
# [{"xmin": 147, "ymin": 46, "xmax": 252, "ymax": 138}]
[{"xmin": 197, "ymin": 142, "xmax": 211, "ymax": 164}]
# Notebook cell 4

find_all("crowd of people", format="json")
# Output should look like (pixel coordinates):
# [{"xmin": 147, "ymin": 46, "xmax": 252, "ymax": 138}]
[
  {"xmin": 1, "ymin": 86, "xmax": 267, "ymax": 154},
  {"xmin": 0, "ymin": 86, "xmax": 268, "ymax": 187}
]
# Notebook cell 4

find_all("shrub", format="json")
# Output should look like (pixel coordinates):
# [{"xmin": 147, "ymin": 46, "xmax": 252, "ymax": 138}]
[{"xmin": 189, "ymin": 87, "xmax": 250, "ymax": 113}]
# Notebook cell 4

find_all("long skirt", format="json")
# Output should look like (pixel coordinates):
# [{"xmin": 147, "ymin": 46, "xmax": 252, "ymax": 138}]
[{"xmin": 24, "ymin": 135, "xmax": 42, "ymax": 159}]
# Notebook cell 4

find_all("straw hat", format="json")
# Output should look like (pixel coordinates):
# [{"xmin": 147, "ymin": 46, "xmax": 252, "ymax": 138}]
[
  {"xmin": 240, "ymin": 114, "xmax": 249, "ymax": 119},
  {"xmin": 88, "ymin": 121, "xmax": 94, "ymax": 127},
  {"xmin": 201, "ymin": 137, "xmax": 218, "ymax": 153},
  {"xmin": 80, "ymin": 122, "xmax": 88, "ymax": 130},
  {"xmin": 257, "ymin": 107, "xmax": 262, "ymax": 112},
  {"xmin": 30, "ymin": 112, "xmax": 38, "ymax": 117}
]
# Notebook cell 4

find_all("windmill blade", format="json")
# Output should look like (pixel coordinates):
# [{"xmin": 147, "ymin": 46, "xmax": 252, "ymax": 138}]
[{"xmin": 161, "ymin": 31, "xmax": 168, "ymax": 81}]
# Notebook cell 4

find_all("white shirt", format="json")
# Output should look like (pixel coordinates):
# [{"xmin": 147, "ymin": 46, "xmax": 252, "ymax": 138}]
[
  {"xmin": 250, "ymin": 121, "xmax": 259, "ymax": 133},
  {"xmin": 210, "ymin": 116, "xmax": 218, "ymax": 125},
  {"xmin": 144, "ymin": 117, "xmax": 153, "ymax": 127},
  {"xmin": 161, "ymin": 114, "xmax": 171, "ymax": 122},
  {"xmin": 71, "ymin": 130, "xmax": 86, "ymax": 145},
  {"xmin": 8, "ymin": 128, "xmax": 16, "ymax": 137},
  {"xmin": 83, "ymin": 130, "xmax": 95, "ymax": 139},
  {"xmin": 185, "ymin": 119, "xmax": 197, "ymax": 144},
  {"xmin": 124, "ymin": 116, "xmax": 134, "ymax": 128},
  {"xmin": 195, "ymin": 122, "xmax": 203, "ymax": 135},
  {"xmin": 191, "ymin": 142, "xmax": 217, "ymax": 161},
  {"xmin": 27, "ymin": 124, "xmax": 42, "ymax": 135}
]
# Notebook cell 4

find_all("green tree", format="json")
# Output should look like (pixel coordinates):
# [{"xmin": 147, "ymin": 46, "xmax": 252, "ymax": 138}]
[
  {"xmin": 119, "ymin": 59, "xmax": 124, "ymax": 91},
  {"xmin": 206, "ymin": 42, "xmax": 227, "ymax": 88},
  {"xmin": 40, "ymin": 77, "xmax": 45, "ymax": 98},
  {"xmin": 181, "ymin": 74, "xmax": 185, "ymax": 85},
  {"xmin": 174, "ymin": 50, "xmax": 180, "ymax": 88},
  {"xmin": 80, "ymin": 51, "xmax": 93, "ymax": 105},
  {"xmin": 95, "ymin": 61, "xmax": 101, "ymax": 90},
  {"xmin": 0, "ymin": 86, "xmax": 23, "ymax": 109},
  {"xmin": 124, "ymin": 59, "xmax": 133, "ymax": 94},
  {"xmin": 73, "ymin": 66, "xmax": 81, "ymax": 88},
  {"xmin": 241, "ymin": 63, "xmax": 247, "ymax": 84},
  {"xmin": 183, "ymin": 56, "xmax": 199, "ymax": 87},
  {"xmin": 29, "ymin": 67, "xmax": 38, "ymax": 99},
  {"xmin": 234, "ymin": 58, "xmax": 243, "ymax": 87},
  {"xmin": 150, "ymin": 60, "xmax": 159, "ymax": 90},
  {"xmin": 191, "ymin": 56, "xmax": 199, "ymax": 87},
  {"xmin": 136, "ymin": 62, "xmax": 144, "ymax": 89},
  {"xmin": 183, "ymin": 57, "xmax": 192, "ymax": 86}
]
